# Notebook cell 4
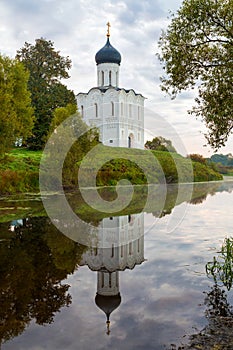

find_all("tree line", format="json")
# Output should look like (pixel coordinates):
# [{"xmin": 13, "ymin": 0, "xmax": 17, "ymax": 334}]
[{"xmin": 0, "ymin": 38, "xmax": 77, "ymax": 156}]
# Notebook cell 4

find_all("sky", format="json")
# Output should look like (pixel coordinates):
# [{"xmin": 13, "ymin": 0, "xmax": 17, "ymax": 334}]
[{"xmin": 0, "ymin": 0, "xmax": 232, "ymax": 156}]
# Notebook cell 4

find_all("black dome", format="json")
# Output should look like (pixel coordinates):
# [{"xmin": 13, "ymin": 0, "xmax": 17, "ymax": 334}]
[
  {"xmin": 95, "ymin": 293, "xmax": 121, "ymax": 320},
  {"xmin": 95, "ymin": 38, "xmax": 121, "ymax": 65}
]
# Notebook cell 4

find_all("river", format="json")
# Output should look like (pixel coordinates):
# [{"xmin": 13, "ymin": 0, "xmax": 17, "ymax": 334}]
[{"xmin": 0, "ymin": 180, "xmax": 233, "ymax": 349}]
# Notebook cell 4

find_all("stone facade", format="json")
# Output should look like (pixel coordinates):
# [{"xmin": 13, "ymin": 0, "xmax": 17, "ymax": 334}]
[{"xmin": 76, "ymin": 32, "xmax": 145, "ymax": 149}]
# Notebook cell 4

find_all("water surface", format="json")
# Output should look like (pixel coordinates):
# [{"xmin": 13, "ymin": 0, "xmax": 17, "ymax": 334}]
[{"xmin": 0, "ymin": 180, "xmax": 233, "ymax": 349}]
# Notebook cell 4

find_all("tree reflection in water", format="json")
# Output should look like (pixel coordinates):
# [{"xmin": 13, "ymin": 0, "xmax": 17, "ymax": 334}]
[
  {"xmin": 0, "ymin": 217, "xmax": 86, "ymax": 345},
  {"xmin": 168, "ymin": 237, "xmax": 233, "ymax": 350}
]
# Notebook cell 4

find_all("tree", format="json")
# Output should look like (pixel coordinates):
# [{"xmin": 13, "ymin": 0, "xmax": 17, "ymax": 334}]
[
  {"xmin": 0, "ymin": 217, "xmax": 86, "ymax": 344},
  {"xmin": 43, "ymin": 104, "xmax": 99, "ymax": 188},
  {"xmin": 188, "ymin": 153, "xmax": 207, "ymax": 164},
  {"xmin": 145, "ymin": 136, "xmax": 176, "ymax": 152},
  {"xmin": 158, "ymin": 0, "xmax": 233, "ymax": 149},
  {"xmin": 16, "ymin": 38, "xmax": 76, "ymax": 150},
  {"xmin": 0, "ymin": 54, "xmax": 34, "ymax": 156}
]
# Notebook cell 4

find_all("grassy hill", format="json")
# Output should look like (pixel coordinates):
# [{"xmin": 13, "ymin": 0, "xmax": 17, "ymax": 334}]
[{"xmin": 0, "ymin": 146, "xmax": 222, "ymax": 195}]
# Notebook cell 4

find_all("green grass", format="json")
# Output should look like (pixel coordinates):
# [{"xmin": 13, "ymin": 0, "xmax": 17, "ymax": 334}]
[
  {"xmin": 0, "ymin": 145, "xmax": 223, "ymax": 195},
  {"xmin": 0, "ymin": 148, "xmax": 41, "ymax": 194},
  {"xmin": 1, "ymin": 148, "xmax": 42, "ymax": 171}
]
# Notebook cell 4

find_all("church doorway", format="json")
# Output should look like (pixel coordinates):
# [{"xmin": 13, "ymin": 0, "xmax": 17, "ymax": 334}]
[{"xmin": 128, "ymin": 133, "xmax": 134, "ymax": 148}]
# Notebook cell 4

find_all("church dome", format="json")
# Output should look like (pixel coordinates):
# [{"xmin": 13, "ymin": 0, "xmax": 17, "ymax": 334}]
[
  {"xmin": 95, "ymin": 293, "xmax": 121, "ymax": 320},
  {"xmin": 95, "ymin": 38, "xmax": 121, "ymax": 65}
]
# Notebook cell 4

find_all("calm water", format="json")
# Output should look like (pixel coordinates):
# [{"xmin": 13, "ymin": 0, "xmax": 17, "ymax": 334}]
[{"xmin": 0, "ymin": 180, "xmax": 233, "ymax": 350}]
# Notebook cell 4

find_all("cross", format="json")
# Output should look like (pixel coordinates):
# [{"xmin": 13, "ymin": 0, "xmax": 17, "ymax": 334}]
[{"xmin": 107, "ymin": 22, "xmax": 111, "ymax": 37}]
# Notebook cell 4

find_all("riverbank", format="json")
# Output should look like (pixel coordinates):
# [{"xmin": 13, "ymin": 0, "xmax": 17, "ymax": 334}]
[{"xmin": 0, "ymin": 147, "xmax": 222, "ymax": 195}]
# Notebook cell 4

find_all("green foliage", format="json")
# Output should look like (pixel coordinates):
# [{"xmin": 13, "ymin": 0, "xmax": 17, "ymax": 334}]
[
  {"xmin": 206, "ymin": 237, "xmax": 233, "ymax": 290},
  {"xmin": 0, "ymin": 217, "xmax": 86, "ymax": 343},
  {"xmin": 43, "ymin": 107, "xmax": 100, "ymax": 188},
  {"xmin": 0, "ymin": 54, "xmax": 34, "ymax": 156},
  {"xmin": 78, "ymin": 145, "xmax": 222, "ymax": 187},
  {"xmin": 188, "ymin": 153, "xmax": 207, "ymax": 164},
  {"xmin": 16, "ymin": 38, "xmax": 76, "ymax": 150},
  {"xmin": 48, "ymin": 103, "xmax": 78, "ymax": 134},
  {"xmin": 0, "ymin": 148, "xmax": 41, "ymax": 194},
  {"xmin": 0, "ymin": 144, "xmax": 222, "ymax": 195},
  {"xmin": 208, "ymin": 153, "xmax": 233, "ymax": 175},
  {"xmin": 145, "ymin": 136, "xmax": 177, "ymax": 152},
  {"xmin": 158, "ymin": 0, "xmax": 233, "ymax": 149}
]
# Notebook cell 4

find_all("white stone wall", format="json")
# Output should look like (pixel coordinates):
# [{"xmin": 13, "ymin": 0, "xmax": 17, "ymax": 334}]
[
  {"xmin": 80, "ymin": 213, "xmax": 145, "ymax": 272},
  {"xmin": 76, "ymin": 88, "xmax": 145, "ymax": 149},
  {"xmin": 97, "ymin": 271, "xmax": 119, "ymax": 296},
  {"xmin": 97, "ymin": 62, "xmax": 120, "ymax": 87}
]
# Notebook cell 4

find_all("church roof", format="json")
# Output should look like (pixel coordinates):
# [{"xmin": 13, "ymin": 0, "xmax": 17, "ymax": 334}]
[
  {"xmin": 77, "ymin": 86, "xmax": 145, "ymax": 99},
  {"xmin": 95, "ymin": 37, "xmax": 121, "ymax": 65}
]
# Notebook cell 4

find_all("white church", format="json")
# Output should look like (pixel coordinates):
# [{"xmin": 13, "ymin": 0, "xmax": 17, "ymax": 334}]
[
  {"xmin": 80, "ymin": 213, "xmax": 145, "ymax": 335},
  {"xmin": 76, "ymin": 23, "xmax": 145, "ymax": 149}
]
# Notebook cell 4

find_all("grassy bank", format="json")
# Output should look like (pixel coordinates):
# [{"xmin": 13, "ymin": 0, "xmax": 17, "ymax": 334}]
[
  {"xmin": 0, "ymin": 146, "xmax": 222, "ymax": 195},
  {"xmin": 0, "ymin": 149, "xmax": 41, "ymax": 194}
]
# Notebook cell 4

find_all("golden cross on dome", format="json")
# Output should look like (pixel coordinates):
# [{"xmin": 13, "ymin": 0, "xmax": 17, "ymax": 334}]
[{"xmin": 106, "ymin": 22, "xmax": 111, "ymax": 37}]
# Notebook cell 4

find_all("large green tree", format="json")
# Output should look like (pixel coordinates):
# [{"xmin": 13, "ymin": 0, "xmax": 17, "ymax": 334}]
[
  {"xmin": 158, "ymin": 0, "xmax": 233, "ymax": 149},
  {"xmin": 16, "ymin": 38, "xmax": 76, "ymax": 150},
  {"xmin": 0, "ymin": 54, "xmax": 34, "ymax": 156}
]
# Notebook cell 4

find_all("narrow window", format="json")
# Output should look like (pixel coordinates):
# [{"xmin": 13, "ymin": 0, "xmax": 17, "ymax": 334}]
[
  {"xmin": 81, "ymin": 105, "xmax": 84, "ymax": 117},
  {"xmin": 121, "ymin": 245, "xmax": 124, "ymax": 258},
  {"xmin": 101, "ymin": 71, "xmax": 104, "ymax": 86},
  {"xmin": 111, "ymin": 101, "xmax": 114, "ymax": 116},
  {"xmin": 138, "ymin": 106, "xmax": 140, "ymax": 120},
  {"xmin": 109, "ymin": 273, "xmax": 112, "ymax": 288},
  {"xmin": 94, "ymin": 103, "xmax": 98, "ymax": 118},
  {"xmin": 129, "ymin": 242, "xmax": 132, "ymax": 255},
  {"xmin": 101, "ymin": 272, "xmax": 104, "ymax": 288},
  {"xmin": 109, "ymin": 71, "xmax": 112, "ymax": 85},
  {"xmin": 137, "ymin": 239, "xmax": 140, "ymax": 253},
  {"xmin": 111, "ymin": 244, "xmax": 114, "ymax": 258},
  {"xmin": 121, "ymin": 102, "xmax": 124, "ymax": 116}
]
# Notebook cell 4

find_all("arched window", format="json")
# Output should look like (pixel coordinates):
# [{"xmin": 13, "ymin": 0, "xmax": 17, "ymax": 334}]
[
  {"xmin": 101, "ymin": 71, "xmax": 104, "ymax": 86},
  {"xmin": 109, "ymin": 71, "xmax": 112, "ymax": 85},
  {"xmin": 138, "ymin": 106, "xmax": 140, "ymax": 120},
  {"xmin": 121, "ymin": 102, "xmax": 124, "ymax": 116},
  {"xmin": 94, "ymin": 103, "xmax": 98, "ymax": 118},
  {"xmin": 111, "ymin": 101, "xmax": 114, "ymax": 116},
  {"xmin": 81, "ymin": 105, "xmax": 84, "ymax": 117}
]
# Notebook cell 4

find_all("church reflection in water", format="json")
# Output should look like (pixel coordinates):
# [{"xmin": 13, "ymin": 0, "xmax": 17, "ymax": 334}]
[{"xmin": 80, "ymin": 213, "xmax": 145, "ymax": 334}]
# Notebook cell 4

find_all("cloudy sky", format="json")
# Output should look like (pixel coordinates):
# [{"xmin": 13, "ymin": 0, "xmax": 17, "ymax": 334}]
[{"xmin": 0, "ymin": 0, "xmax": 232, "ymax": 156}]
